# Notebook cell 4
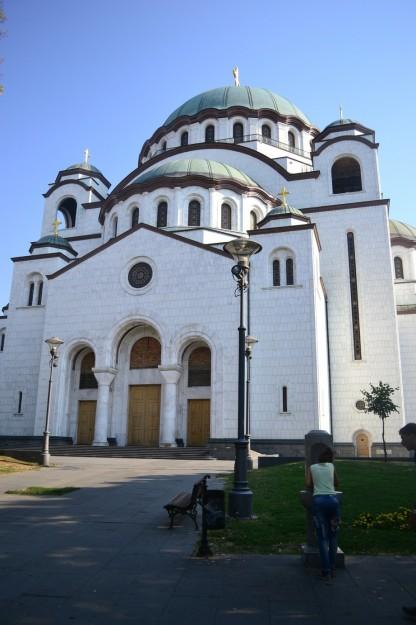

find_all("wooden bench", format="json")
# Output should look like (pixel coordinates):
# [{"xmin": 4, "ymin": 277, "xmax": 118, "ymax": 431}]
[{"xmin": 164, "ymin": 475, "xmax": 209, "ymax": 529}]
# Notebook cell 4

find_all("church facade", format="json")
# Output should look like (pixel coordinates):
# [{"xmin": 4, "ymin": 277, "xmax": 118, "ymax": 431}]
[{"xmin": 1, "ymin": 84, "xmax": 415, "ymax": 457}]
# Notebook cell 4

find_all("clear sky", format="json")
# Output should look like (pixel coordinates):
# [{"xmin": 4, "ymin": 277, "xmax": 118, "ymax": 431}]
[{"xmin": 1, "ymin": 0, "xmax": 415, "ymax": 307}]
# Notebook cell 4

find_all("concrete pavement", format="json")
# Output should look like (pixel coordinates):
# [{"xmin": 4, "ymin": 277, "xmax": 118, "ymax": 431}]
[{"xmin": 0, "ymin": 456, "xmax": 415, "ymax": 624}]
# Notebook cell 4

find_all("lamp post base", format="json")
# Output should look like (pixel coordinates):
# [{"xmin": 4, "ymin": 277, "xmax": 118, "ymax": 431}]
[
  {"xmin": 42, "ymin": 431, "xmax": 50, "ymax": 467},
  {"xmin": 228, "ymin": 438, "xmax": 253, "ymax": 519},
  {"xmin": 42, "ymin": 452, "xmax": 50, "ymax": 467}
]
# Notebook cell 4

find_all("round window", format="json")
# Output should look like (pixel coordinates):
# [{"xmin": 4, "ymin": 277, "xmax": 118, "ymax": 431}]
[
  {"xmin": 355, "ymin": 400, "xmax": 366, "ymax": 411},
  {"xmin": 128, "ymin": 262, "xmax": 153, "ymax": 288}
]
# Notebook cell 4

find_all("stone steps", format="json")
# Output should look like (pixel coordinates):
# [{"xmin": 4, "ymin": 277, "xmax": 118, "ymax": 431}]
[{"xmin": 49, "ymin": 445, "xmax": 215, "ymax": 460}]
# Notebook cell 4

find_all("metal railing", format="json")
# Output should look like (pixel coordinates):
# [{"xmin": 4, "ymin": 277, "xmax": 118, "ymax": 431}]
[{"xmin": 147, "ymin": 134, "xmax": 311, "ymax": 160}]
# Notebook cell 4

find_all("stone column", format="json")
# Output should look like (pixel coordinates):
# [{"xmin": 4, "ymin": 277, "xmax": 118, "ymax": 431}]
[
  {"xmin": 92, "ymin": 367, "xmax": 118, "ymax": 446},
  {"xmin": 158, "ymin": 365, "xmax": 183, "ymax": 447}
]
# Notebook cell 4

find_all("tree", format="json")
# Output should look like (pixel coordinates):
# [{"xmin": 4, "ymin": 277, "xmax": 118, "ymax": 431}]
[{"xmin": 361, "ymin": 381, "xmax": 399, "ymax": 462}]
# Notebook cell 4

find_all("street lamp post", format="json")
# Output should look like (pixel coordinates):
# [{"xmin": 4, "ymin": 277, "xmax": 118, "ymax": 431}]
[
  {"xmin": 42, "ymin": 337, "xmax": 64, "ymax": 467},
  {"xmin": 245, "ymin": 335, "xmax": 258, "ymax": 469},
  {"xmin": 223, "ymin": 239, "xmax": 262, "ymax": 519}
]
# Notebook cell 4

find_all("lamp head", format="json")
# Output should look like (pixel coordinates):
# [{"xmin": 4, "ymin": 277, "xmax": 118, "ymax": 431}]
[{"xmin": 223, "ymin": 239, "xmax": 262, "ymax": 268}]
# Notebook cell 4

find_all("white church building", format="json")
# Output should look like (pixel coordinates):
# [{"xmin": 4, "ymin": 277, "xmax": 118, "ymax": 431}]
[{"xmin": 1, "ymin": 82, "xmax": 415, "ymax": 457}]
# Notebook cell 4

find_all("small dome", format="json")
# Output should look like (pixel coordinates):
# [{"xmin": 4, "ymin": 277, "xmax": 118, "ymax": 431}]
[
  {"xmin": 326, "ymin": 118, "xmax": 357, "ymax": 128},
  {"xmin": 164, "ymin": 86, "xmax": 312, "ymax": 126},
  {"xmin": 65, "ymin": 162, "xmax": 102, "ymax": 174},
  {"xmin": 30, "ymin": 235, "xmax": 76, "ymax": 255},
  {"xmin": 389, "ymin": 219, "xmax": 416, "ymax": 241},
  {"xmin": 131, "ymin": 158, "xmax": 261, "ymax": 188},
  {"xmin": 267, "ymin": 203, "xmax": 305, "ymax": 218}
]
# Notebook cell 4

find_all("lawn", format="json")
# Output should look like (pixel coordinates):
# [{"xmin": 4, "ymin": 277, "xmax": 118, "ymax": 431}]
[
  {"xmin": 0, "ymin": 455, "xmax": 39, "ymax": 474},
  {"xmin": 210, "ymin": 461, "xmax": 416, "ymax": 555}
]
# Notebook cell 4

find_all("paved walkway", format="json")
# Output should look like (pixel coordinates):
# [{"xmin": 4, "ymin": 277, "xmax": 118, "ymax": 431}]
[{"xmin": 0, "ymin": 457, "xmax": 415, "ymax": 624}]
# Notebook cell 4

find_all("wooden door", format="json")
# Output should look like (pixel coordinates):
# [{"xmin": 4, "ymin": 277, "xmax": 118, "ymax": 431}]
[
  {"xmin": 77, "ymin": 401, "xmax": 96, "ymax": 445},
  {"xmin": 187, "ymin": 399, "xmax": 210, "ymax": 446},
  {"xmin": 128, "ymin": 385, "xmax": 161, "ymax": 446},
  {"xmin": 356, "ymin": 432, "xmax": 370, "ymax": 457}
]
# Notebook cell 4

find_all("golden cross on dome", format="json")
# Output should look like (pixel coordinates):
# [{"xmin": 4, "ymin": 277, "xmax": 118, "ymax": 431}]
[
  {"xmin": 278, "ymin": 186, "xmax": 289, "ymax": 208},
  {"xmin": 83, "ymin": 148, "xmax": 90, "ymax": 164},
  {"xmin": 52, "ymin": 217, "xmax": 61, "ymax": 237},
  {"xmin": 339, "ymin": 104, "xmax": 343, "ymax": 121},
  {"xmin": 232, "ymin": 66, "xmax": 240, "ymax": 86}
]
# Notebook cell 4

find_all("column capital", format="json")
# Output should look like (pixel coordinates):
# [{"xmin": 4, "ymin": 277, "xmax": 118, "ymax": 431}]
[
  {"xmin": 92, "ymin": 367, "xmax": 118, "ymax": 386},
  {"xmin": 158, "ymin": 364, "xmax": 183, "ymax": 384}
]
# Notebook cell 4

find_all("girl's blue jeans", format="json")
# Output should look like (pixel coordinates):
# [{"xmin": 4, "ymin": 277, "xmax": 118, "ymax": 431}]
[{"xmin": 312, "ymin": 495, "xmax": 340, "ymax": 575}]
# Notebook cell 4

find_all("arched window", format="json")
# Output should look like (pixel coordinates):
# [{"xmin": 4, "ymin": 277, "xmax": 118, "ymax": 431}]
[
  {"xmin": 28, "ymin": 282, "xmax": 34, "ymax": 306},
  {"xmin": 188, "ymin": 200, "xmax": 201, "ymax": 226},
  {"xmin": 394, "ymin": 256, "xmax": 404, "ymax": 279},
  {"xmin": 288, "ymin": 131, "xmax": 296, "ymax": 149},
  {"xmin": 205, "ymin": 125, "xmax": 215, "ymax": 142},
  {"xmin": 57, "ymin": 197, "xmax": 77, "ymax": 228},
  {"xmin": 188, "ymin": 346, "xmax": 211, "ymax": 387},
  {"xmin": 157, "ymin": 201, "xmax": 168, "ymax": 227},
  {"xmin": 0, "ymin": 333, "xmax": 5, "ymax": 352},
  {"xmin": 162, "ymin": 141, "xmax": 167, "ymax": 152},
  {"xmin": 273, "ymin": 260, "xmax": 280, "ymax": 286},
  {"xmin": 79, "ymin": 352, "xmax": 98, "ymax": 389},
  {"xmin": 286, "ymin": 258, "xmax": 294, "ymax": 285},
  {"xmin": 282, "ymin": 386, "xmax": 288, "ymax": 412},
  {"xmin": 112, "ymin": 216, "xmax": 118, "ymax": 238},
  {"xmin": 221, "ymin": 203, "xmax": 232, "ymax": 229},
  {"xmin": 131, "ymin": 207, "xmax": 139, "ymax": 227},
  {"xmin": 250, "ymin": 211, "xmax": 258, "ymax": 230},
  {"xmin": 233, "ymin": 122, "xmax": 244, "ymax": 143},
  {"xmin": 181, "ymin": 131, "xmax": 189, "ymax": 146},
  {"xmin": 130, "ymin": 337, "xmax": 161, "ymax": 369},
  {"xmin": 37, "ymin": 281, "xmax": 43, "ymax": 306},
  {"xmin": 332, "ymin": 157, "xmax": 362, "ymax": 194},
  {"xmin": 262, "ymin": 124, "xmax": 272, "ymax": 142}
]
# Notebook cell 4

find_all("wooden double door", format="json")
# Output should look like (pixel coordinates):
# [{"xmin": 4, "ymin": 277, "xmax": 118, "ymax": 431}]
[
  {"xmin": 128, "ymin": 385, "xmax": 161, "ymax": 446},
  {"xmin": 77, "ymin": 400, "xmax": 96, "ymax": 445},
  {"xmin": 187, "ymin": 399, "xmax": 210, "ymax": 446}
]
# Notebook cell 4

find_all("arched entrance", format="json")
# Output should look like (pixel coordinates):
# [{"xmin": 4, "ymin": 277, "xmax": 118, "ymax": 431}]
[
  {"xmin": 127, "ymin": 336, "xmax": 161, "ymax": 446},
  {"xmin": 183, "ymin": 344, "xmax": 211, "ymax": 446},
  {"xmin": 355, "ymin": 430, "xmax": 371, "ymax": 457}
]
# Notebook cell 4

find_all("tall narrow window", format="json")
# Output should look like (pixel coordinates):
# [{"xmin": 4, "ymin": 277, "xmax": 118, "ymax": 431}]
[
  {"xmin": 157, "ymin": 201, "xmax": 168, "ymax": 227},
  {"xmin": 273, "ymin": 260, "xmax": 280, "ymax": 286},
  {"xmin": 188, "ymin": 200, "xmax": 201, "ymax": 226},
  {"xmin": 262, "ymin": 124, "xmax": 271, "ymax": 142},
  {"xmin": 286, "ymin": 258, "xmax": 294, "ymax": 285},
  {"xmin": 112, "ymin": 217, "xmax": 118, "ymax": 238},
  {"xmin": 181, "ymin": 131, "xmax": 189, "ymax": 146},
  {"xmin": 221, "ymin": 203, "xmax": 232, "ymax": 229},
  {"xmin": 131, "ymin": 207, "xmax": 139, "ymax": 227},
  {"xmin": 0, "ymin": 334, "xmax": 5, "ymax": 351},
  {"xmin": 188, "ymin": 346, "xmax": 211, "ymax": 387},
  {"xmin": 282, "ymin": 386, "xmax": 288, "ymax": 413},
  {"xmin": 394, "ymin": 256, "xmax": 404, "ymax": 279},
  {"xmin": 332, "ymin": 157, "xmax": 362, "ymax": 194},
  {"xmin": 347, "ymin": 232, "xmax": 362, "ymax": 360},
  {"xmin": 79, "ymin": 352, "xmax": 98, "ymax": 389},
  {"xmin": 17, "ymin": 391, "xmax": 23, "ymax": 414},
  {"xmin": 288, "ymin": 131, "xmax": 296, "ymax": 149},
  {"xmin": 37, "ymin": 281, "xmax": 43, "ymax": 306},
  {"xmin": 250, "ymin": 211, "xmax": 258, "ymax": 230},
  {"xmin": 205, "ymin": 125, "xmax": 215, "ymax": 142},
  {"xmin": 28, "ymin": 282, "xmax": 34, "ymax": 306},
  {"xmin": 233, "ymin": 122, "xmax": 244, "ymax": 143},
  {"xmin": 162, "ymin": 141, "xmax": 167, "ymax": 152},
  {"xmin": 57, "ymin": 197, "xmax": 77, "ymax": 228}
]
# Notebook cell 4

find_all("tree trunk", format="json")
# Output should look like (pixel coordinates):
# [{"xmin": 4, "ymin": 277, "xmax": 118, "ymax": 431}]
[{"xmin": 382, "ymin": 418, "xmax": 387, "ymax": 462}]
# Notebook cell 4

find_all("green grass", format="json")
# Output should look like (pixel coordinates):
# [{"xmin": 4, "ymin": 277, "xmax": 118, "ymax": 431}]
[
  {"xmin": 210, "ymin": 461, "xmax": 416, "ymax": 555},
  {"xmin": 0, "ymin": 456, "xmax": 39, "ymax": 474},
  {"xmin": 5, "ymin": 486, "xmax": 79, "ymax": 496}
]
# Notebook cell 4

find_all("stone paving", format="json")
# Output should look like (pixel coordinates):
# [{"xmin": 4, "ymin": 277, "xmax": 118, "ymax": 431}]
[{"xmin": 0, "ymin": 457, "xmax": 415, "ymax": 624}]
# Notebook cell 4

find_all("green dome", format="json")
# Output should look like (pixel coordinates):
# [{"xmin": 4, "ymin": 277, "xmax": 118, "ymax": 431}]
[
  {"xmin": 268, "ymin": 204, "xmax": 305, "ymax": 218},
  {"xmin": 164, "ymin": 86, "xmax": 312, "ymax": 126},
  {"xmin": 33, "ymin": 235, "xmax": 76, "ymax": 253},
  {"xmin": 326, "ymin": 118, "xmax": 356, "ymax": 127},
  {"xmin": 65, "ymin": 162, "xmax": 102, "ymax": 174},
  {"xmin": 131, "ymin": 158, "xmax": 261, "ymax": 188},
  {"xmin": 389, "ymin": 219, "xmax": 416, "ymax": 240}
]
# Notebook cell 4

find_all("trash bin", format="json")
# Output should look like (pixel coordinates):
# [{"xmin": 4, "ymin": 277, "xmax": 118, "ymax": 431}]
[{"xmin": 205, "ymin": 489, "xmax": 225, "ymax": 529}]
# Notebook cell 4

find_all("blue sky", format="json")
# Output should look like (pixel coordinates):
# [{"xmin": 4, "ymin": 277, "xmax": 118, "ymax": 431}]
[{"xmin": 1, "ymin": 0, "xmax": 415, "ymax": 307}]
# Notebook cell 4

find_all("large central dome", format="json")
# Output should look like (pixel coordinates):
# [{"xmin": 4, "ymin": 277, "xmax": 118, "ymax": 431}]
[{"xmin": 164, "ymin": 86, "xmax": 312, "ymax": 126}]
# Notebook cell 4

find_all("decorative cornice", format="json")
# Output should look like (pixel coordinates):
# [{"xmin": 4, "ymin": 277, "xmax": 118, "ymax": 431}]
[
  {"xmin": 65, "ymin": 233, "xmax": 102, "ymax": 242},
  {"xmin": 390, "ymin": 236, "xmax": 416, "ymax": 249},
  {"xmin": 312, "ymin": 135, "xmax": 379, "ymax": 157},
  {"xmin": 56, "ymin": 168, "xmax": 111, "ymax": 188},
  {"xmin": 139, "ymin": 106, "xmax": 319, "ymax": 161},
  {"xmin": 397, "ymin": 306, "xmax": 416, "ymax": 315},
  {"xmin": 248, "ymin": 223, "xmax": 321, "ymax": 251},
  {"xmin": 301, "ymin": 198, "xmax": 389, "ymax": 214},
  {"xmin": 47, "ymin": 223, "xmax": 231, "ymax": 280},
  {"xmin": 82, "ymin": 201, "xmax": 104, "ymax": 209},
  {"xmin": 11, "ymin": 253, "xmax": 73, "ymax": 263},
  {"xmin": 28, "ymin": 241, "xmax": 78, "ymax": 255},
  {"xmin": 257, "ymin": 212, "xmax": 310, "ymax": 228},
  {"xmin": 43, "ymin": 179, "xmax": 106, "ymax": 201},
  {"xmin": 313, "ymin": 121, "xmax": 375, "ymax": 143}
]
